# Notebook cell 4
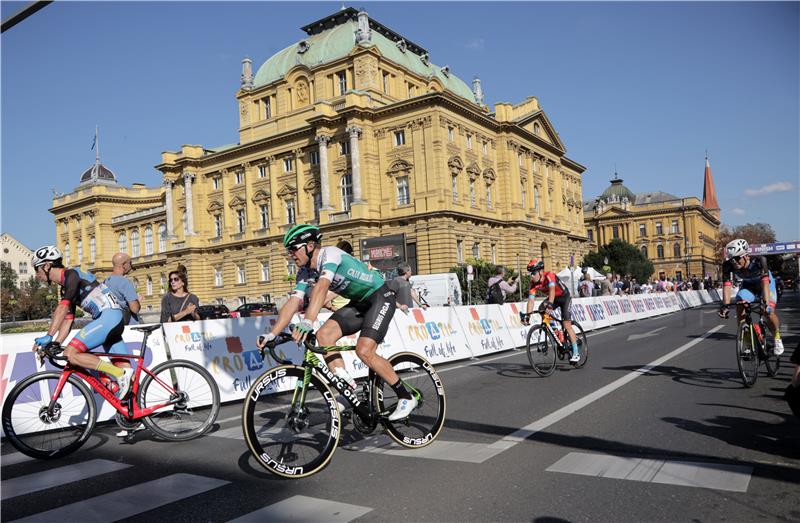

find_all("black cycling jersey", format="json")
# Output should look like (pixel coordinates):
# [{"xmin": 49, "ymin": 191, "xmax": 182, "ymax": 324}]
[
  {"xmin": 59, "ymin": 268, "xmax": 119, "ymax": 319},
  {"xmin": 721, "ymin": 255, "xmax": 771, "ymax": 290}
]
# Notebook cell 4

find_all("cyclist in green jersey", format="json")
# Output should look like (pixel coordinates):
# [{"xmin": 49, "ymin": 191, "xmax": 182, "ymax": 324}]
[{"xmin": 280, "ymin": 225, "xmax": 416, "ymax": 421}]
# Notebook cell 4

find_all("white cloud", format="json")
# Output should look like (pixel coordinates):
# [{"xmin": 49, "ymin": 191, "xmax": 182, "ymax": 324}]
[
  {"xmin": 744, "ymin": 181, "xmax": 794, "ymax": 197},
  {"xmin": 464, "ymin": 38, "xmax": 485, "ymax": 50},
  {"xmin": 731, "ymin": 208, "xmax": 746, "ymax": 216}
]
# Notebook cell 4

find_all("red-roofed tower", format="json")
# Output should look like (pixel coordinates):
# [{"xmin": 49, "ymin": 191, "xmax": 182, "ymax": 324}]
[{"xmin": 702, "ymin": 153, "xmax": 720, "ymax": 218}]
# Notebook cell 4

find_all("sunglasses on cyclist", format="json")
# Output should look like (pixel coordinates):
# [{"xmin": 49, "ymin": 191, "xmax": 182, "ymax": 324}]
[
  {"xmin": 731, "ymin": 255, "xmax": 745, "ymax": 264},
  {"xmin": 287, "ymin": 243, "xmax": 307, "ymax": 253}
]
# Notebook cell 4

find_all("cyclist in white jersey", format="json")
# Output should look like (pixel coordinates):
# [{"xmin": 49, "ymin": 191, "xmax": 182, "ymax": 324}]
[{"xmin": 280, "ymin": 224, "xmax": 416, "ymax": 421}]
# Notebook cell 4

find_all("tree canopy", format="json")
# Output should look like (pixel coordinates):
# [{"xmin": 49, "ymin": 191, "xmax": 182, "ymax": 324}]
[
  {"xmin": 582, "ymin": 239, "xmax": 655, "ymax": 283},
  {"xmin": 715, "ymin": 222, "xmax": 777, "ymax": 262}
]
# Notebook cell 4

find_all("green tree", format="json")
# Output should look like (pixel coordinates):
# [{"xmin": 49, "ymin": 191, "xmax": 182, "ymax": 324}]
[
  {"xmin": 449, "ymin": 258, "xmax": 526, "ymax": 304},
  {"xmin": 582, "ymin": 239, "xmax": 655, "ymax": 283},
  {"xmin": 715, "ymin": 222, "xmax": 777, "ymax": 263},
  {"xmin": 1, "ymin": 261, "xmax": 20, "ymax": 321},
  {"xmin": 17, "ymin": 276, "xmax": 51, "ymax": 321}
]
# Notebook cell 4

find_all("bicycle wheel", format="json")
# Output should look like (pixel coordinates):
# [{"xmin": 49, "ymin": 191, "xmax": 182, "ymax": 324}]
[
  {"xmin": 571, "ymin": 321, "xmax": 589, "ymax": 368},
  {"xmin": 736, "ymin": 323, "xmax": 758, "ymax": 387},
  {"xmin": 242, "ymin": 365, "xmax": 340, "ymax": 478},
  {"xmin": 139, "ymin": 360, "xmax": 220, "ymax": 441},
  {"xmin": 374, "ymin": 352, "xmax": 446, "ymax": 448},
  {"xmin": 762, "ymin": 335, "xmax": 780, "ymax": 377},
  {"xmin": 526, "ymin": 326, "xmax": 557, "ymax": 376},
  {"xmin": 1, "ymin": 371, "xmax": 96, "ymax": 459}
]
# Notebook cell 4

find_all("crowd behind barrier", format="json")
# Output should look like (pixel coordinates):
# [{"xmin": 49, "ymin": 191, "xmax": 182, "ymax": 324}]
[{"xmin": 0, "ymin": 289, "xmax": 722, "ymax": 435}]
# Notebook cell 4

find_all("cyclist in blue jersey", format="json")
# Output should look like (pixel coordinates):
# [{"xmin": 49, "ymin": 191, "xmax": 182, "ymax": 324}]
[
  {"xmin": 718, "ymin": 239, "xmax": 783, "ymax": 355},
  {"xmin": 30, "ymin": 245, "xmax": 133, "ymax": 398},
  {"xmin": 280, "ymin": 224, "xmax": 415, "ymax": 421}
]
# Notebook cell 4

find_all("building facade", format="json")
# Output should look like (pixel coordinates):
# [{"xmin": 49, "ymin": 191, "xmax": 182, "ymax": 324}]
[
  {"xmin": 0, "ymin": 233, "xmax": 34, "ymax": 287},
  {"xmin": 50, "ymin": 8, "xmax": 589, "ymax": 312},
  {"xmin": 583, "ymin": 160, "xmax": 721, "ymax": 281}
]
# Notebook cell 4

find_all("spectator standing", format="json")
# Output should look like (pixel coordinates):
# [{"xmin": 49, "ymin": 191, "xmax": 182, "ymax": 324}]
[
  {"xmin": 600, "ymin": 273, "xmax": 614, "ymax": 296},
  {"xmin": 160, "ymin": 269, "xmax": 200, "ymax": 322},
  {"xmin": 578, "ymin": 271, "xmax": 594, "ymax": 297},
  {"xmin": 486, "ymin": 266, "xmax": 518, "ymax": 304},
  {"xmin": 388, "ymin": 264, "xmax": 429, "ymax": 312},
  {"xmin": 104, "ymin": 252, "xmax": 140, "ymax": 325}
]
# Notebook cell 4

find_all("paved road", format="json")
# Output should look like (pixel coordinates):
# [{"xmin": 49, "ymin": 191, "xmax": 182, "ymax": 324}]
[{"xmin": 3, "ymin": 293, "xmax": 799, "ymax": 522}]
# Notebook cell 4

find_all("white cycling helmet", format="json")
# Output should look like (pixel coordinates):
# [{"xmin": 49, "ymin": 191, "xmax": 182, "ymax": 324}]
[
  {"xmin": 32, "ymin": 245, "xmax": 63, "ymax": 268},
  {"xmin": 725, "ymin": 239, "xmax": 749, "ymax": 260}
]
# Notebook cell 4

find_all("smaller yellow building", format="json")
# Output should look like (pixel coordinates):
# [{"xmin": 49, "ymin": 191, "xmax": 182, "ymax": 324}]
[{"xmin": 583, "ymin": 160, "xmax": 720, "ymax": 281}]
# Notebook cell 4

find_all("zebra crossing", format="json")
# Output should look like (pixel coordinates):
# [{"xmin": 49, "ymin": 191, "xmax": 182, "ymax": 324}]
[{"xmin": 1, "ymin": 454, "xmax": 374, "ymax": 522}]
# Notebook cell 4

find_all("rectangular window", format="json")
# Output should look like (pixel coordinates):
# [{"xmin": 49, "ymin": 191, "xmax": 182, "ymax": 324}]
[
  {"xmin": 263, "ymin": 97, "xmax": 271, "ymax": 119},
  {"xmin": 521, "ymin": 181, "xmax": 527, "ymax": 206},
  {"xmin": 283, "ymin": 158, "xmax": 293, "ymax": 172},
  {"xmin": 452, "ymin": 176, "xmax": 458, "ymax": 203},
  {"xmin": 491, "ymin": 243, "xmax": 497, "ymax": 264},
  {"xmin": 518, "ymin": 153, "xmax": 523, "ymax": 167},
  {"xmin": 613, "ymin": 225, "xmax": 619, "ymax": 239},
  {"xmin": 397, "ymin": 176, "xmax": 410, "ymax": 205},
  {"xmin": 237, "ymin": 265, "xmax": 246, "ymax": 284},
  {"xmin": 457, "ymin": 239, "xmax": 463, "ymax": 262},
  {"xmin": 466, "ymin": 134, "xmax": 472, "ymax": 149},
  {"xmin": 259, "ymin": 204, "xmax": 269, "ymax": 229},
  {"xmin": 470, "ymin": 180, "xmax": 476, "ymax": 206},
  {"xmin": 236, "ymin": 209, "xmax": 246, "ymax": 233},
  {"xmin": 534, "ymin": 187, "xmax": 540, "ymax": 212},
  {"xmin": 261, "ymin": 261, "xmax": 270, "ymax": 282},
  {"xmin": 671, "ymin": 220, "xmax": 679, "ymax": 234},
  {"xmin": 213, "ymin": 178, "xmax": 220, "ymax": 190},
  {"xmin": 407, "ymin": 83, "xmax": 414, "ymax": 98},
  {"xmin": 472, "ymin": 242, "xmax": 480, "ymax": 259},
  {"xmin": 235, "ymin": 171, "xmax": 243, "ymax": 185},
  {"xmin": 214, "ymin": 214, "xmax": 222, "ymax": 237},
  {"xmin": 286, "ymin": 199, "xmax": 296, "ymax": 224},
  {"xmin": 486, "ymin": 186, "xmax": 493, "ymax": 209},
  {"xmin": 309, "ymin": 150, "xmax": 319, "ymax": 165},
  {"xmin": 337, "ymin": 71, "xmax": 347, "ymax": 96},
  {"xmin": 483, "ymin": 141, "xmax": 488, "ymax": 156},
  {"xmin": 287, "ymin": 260, "xmax": 296, "ymax": 276},
  {"xmin": 587, "ymin": 229, "xmax": 594, "ymax": 242},
  {"xmin": 533, "ymin": 159, "xmax": 539, "ymax": 173},
  {"xmin": 214, "ymin": 267, "xmax": 223, "ymax": 287},
  {"xmin": 313, "ymin": 193, "xmax": 322, "ymax": 223},
  {"xmin": 394, "ymin": 130, "xmax": 405, "ymax": 146},
  {"xmin": 258, "ymin": 165, "xmax": 267, "ymax": 178},
  {"xmin": 639, "ymin": 223, "xmax": 646, "ymax": 237},
  {"xmin": 339, "ymin": 141, "xmax": 350, "ymax": 156},
  {"xmin": 656, "ymin": 222, "xmax": 663, "ymax": 235},
  {"xmin": 448, "ymin": 127, "xmax": 454, "ymax": 141},
  {"xmin": 383, "ymin": 72, "xmax": 390, "ymax": 94}
]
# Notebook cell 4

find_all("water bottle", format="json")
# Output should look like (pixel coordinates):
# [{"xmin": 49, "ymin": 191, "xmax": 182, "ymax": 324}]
[
  {"xmin": 100, "ymin": 375, "xmax": 119, "ymax": 394},
  {"xmin": 555, "ymin": 327, "xmax": 565, "ymax": 344},
  {"xmin": 334, "ymin": 367, "xmax": 357, "ymax": 390}
]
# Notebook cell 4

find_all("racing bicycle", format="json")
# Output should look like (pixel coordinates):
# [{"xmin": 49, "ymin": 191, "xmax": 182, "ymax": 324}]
[
  {"xmin": 725, "ymin": 302, "xmax": 780, "ymax": 387},
  {"xmin": 242, "ymin": 330, "xmax": 446, "ymax": 478},
  {"xmin": 2, "ymin": 324, "xmax": 220, "ymax": 459},
  {"xmin": 521, "ymin": 310, "xmax": 589, "ymax": 376}
]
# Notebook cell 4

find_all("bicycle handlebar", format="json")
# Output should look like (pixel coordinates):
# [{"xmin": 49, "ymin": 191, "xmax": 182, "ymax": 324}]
[
  {"xmin": 36, "ymin": 341, "xmax": 68, "ymax": 369},
  {"xmin": 259, "ymin": 327, "xmax": 320, "ymax": 365}
]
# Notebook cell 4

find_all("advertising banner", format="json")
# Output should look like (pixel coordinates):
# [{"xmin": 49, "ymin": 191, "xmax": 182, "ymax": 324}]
[{"xmin": 452, "ymin": 304, "xmax": 517, "ymax": 356}]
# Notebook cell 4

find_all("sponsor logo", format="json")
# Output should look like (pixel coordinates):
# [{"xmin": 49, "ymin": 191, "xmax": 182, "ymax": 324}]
[{"xmin": 346, "ymin": 268, "xmax": 374, "ymax": 283}]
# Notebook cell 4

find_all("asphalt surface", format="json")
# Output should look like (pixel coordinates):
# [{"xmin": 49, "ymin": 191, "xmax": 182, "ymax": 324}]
[{"xmin": 3, "ymin": 292, "xmax": 799, "ymax": 522}]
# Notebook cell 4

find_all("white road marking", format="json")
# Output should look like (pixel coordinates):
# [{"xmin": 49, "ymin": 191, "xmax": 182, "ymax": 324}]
[
  {"xmin": 2, "ymin": 459, "xmax": 131, "ymax": 500},
  {"xmin": 227, "ymin": 495, "xmax": 372, "ymax": 523},
  {"xmin": 11, "ymin": 473, "xmax": 228, "ymax": 523},
  {"xmin": 626, "ymin": 326, "xmax": 668, "ymax": 341},
  {"xmin": 342, "ymin": 434, "xmax": 499, "ymax": 463},
  {"xmin": 546, "ymin": 452, "xmax": 752, "ymax": 492}
]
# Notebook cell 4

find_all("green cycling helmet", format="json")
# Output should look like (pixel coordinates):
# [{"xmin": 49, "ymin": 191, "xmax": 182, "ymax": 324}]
[{"xmin": 283, "ymin": 224, "xmax": 322, "ymax": 248}]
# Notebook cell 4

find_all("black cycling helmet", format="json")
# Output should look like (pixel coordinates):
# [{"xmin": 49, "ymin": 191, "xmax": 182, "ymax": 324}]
[{"xmin": 283, "ymin": 224, "xmax": 322, "ymax": 249}]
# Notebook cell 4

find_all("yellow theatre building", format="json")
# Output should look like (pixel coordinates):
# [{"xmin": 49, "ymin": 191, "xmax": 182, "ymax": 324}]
[
  {"xmin": 583, "ymin": 159, "xmax": 721, "ymax": 281},
  {"xmin": 50, "ymin": 7, "xmax": 589, "ymax": 313}
]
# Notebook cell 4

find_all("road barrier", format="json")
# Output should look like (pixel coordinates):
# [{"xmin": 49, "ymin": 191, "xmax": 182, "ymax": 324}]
[{"xmin": 1, "ymin": 289, "xmax": 721, "ymax": 431}]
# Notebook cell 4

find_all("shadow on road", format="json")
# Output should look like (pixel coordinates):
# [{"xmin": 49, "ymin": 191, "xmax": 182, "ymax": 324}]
[{"xmin": 602, "ymin": 364, "xmax": 744, "ymax": 389}]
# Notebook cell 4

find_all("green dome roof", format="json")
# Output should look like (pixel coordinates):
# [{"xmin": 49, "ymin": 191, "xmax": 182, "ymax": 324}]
[
  {"xmin": 600, "ymin": 176, "xmax": 635, "ymax": 202},
  {"xmin": 253, "ymin": 18, "xmax": 475, "ymax": 103}
]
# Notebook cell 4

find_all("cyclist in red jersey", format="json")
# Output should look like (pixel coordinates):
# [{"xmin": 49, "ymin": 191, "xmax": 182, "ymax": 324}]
[{"xmin": 524, "ymin": 259, "xmax": 581, "ymax": 363}]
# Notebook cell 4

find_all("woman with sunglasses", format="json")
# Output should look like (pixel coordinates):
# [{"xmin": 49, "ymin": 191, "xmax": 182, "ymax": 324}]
[
  {"xmin": 718, "ymin": 238, "xmax": 783, "ymax": 355},
  {"xmin": 160, "ymin": 269, "xmax": 200, "ymax": 323}
]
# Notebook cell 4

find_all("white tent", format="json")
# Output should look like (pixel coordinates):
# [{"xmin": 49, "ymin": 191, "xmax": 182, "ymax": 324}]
[{"xmin": 556, "ymin": 266, "xmax": 607, "ymax": 296}]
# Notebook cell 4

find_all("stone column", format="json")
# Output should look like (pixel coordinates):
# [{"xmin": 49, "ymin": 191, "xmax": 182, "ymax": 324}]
[
  {"xmin": 346, "ymin": 125, "xmax": 363, "ymax": 202},
  {"xmin": 315, "ymin": 135, "xmax": 332, "ymax": 209},
  {"xmin": 163, "ymin": 179, "xmax": 175, "ymax": 238},
  {"xmin": 183, "ymin": 172, "xmax": 195, "ymax": 235}
]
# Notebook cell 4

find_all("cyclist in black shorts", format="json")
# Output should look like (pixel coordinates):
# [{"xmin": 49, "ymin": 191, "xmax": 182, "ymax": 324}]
[
  {"xmin": 278, "ymin": 224, "xmax": 416, "ymax": 421},
  {"xmin": 524, "ymin": 258, "xmax": 580, "ymax": 363}
]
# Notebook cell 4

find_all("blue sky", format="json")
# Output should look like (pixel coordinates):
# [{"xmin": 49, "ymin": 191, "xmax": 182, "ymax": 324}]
[{"xmin": 2, "ymin": 1, "xmax": 798, "ymax": 249}]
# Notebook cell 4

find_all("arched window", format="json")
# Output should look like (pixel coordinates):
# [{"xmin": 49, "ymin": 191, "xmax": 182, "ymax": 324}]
[
  {"xmin": 673, "ymin": 243, "xmax": 681, "ymax": 258},
  {"xmin": 640, "ymin": 245, "xmax": 648, "ymax": 258},
  {"xmin": 144, "ymin": 226, "xmax": 153, "ymax": 255},
  {"xmin": 158, "ymin": 223, "xmax": 167, "ymax": 252},
  {"xmin": 657, "ymin": 245, "xmax": 664, "ymax": 259},
  {"xmin": 130, "ymin": 229, "xmax": 140, "ymax": 257},
  {"xmin": 533, "ymin": 122, "xmax": 541, "ymax": 136},
  {"xmin": 118, "ymin": 233, "xmax": 127, "ymax": 254},
  {"xmin": 472, "ymin": 242, "xmax": 480, "ymax": 259},
  {"xmin": 340, "ymin": 173, "xmax": 353, "ymax": 212},
  {"xmin": 146, "ymin": 276, "xmax": 153, "ymax": 296}
]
